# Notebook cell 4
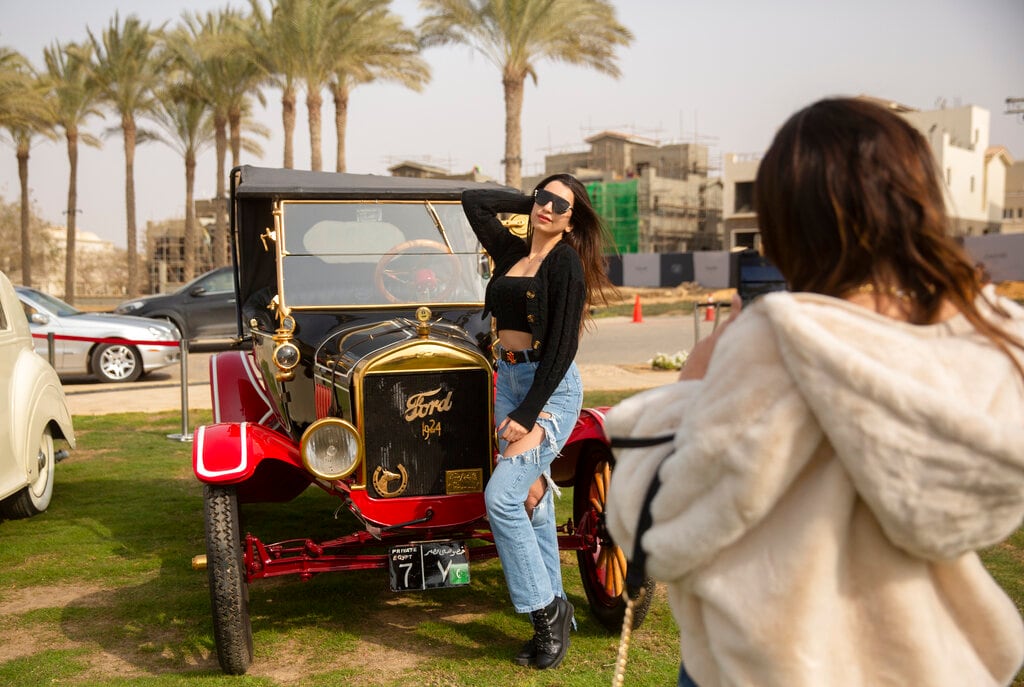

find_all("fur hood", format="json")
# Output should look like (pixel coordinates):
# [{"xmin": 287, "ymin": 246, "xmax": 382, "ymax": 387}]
[{"xmin": 760, "ymin": 288, "xmax": 1024, "ymax": 559}]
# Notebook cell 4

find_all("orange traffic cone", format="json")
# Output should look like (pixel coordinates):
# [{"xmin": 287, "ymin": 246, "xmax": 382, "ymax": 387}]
[
  {"xmin": 632, "ymin": 294, "xmax": 643, "ymax": 323},
  {"xmin": 704, "ymin": 295, "xmax": 715, "ymax": 322}
]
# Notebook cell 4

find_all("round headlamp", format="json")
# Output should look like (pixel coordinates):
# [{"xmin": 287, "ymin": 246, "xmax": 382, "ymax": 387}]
[
  {"xmin": 300, "ymin": 418, "xmax": 362, "ymax": 480},
  {"xmin": 273, "ymin": 341, "xmax": 300, "ymax": 371}
]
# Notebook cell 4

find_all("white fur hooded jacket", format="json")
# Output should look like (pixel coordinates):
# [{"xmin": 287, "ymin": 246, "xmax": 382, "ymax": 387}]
[{"xmin": 605, "ymin": 287, "xmax": 1024, "ymax": 687}]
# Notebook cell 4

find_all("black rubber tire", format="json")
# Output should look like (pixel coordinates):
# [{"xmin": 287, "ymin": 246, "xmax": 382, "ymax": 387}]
[
  {"xmin": 203, "ymin": 485, "xmax": 254, "ymax": 675},
  {"xmin": 0, "ymin": 426, "xmax": 55, "ymax": 519},
  {"xmin": 161, "ymin": 316, "xmax": 186, "ymax": 341},
  {"xmin": 573, "ymin": 445, "xmax": 655, "ymax": 632},
  {"xmin": 91, "ymin": 342, "xmax": 143, "ymax": 383}
]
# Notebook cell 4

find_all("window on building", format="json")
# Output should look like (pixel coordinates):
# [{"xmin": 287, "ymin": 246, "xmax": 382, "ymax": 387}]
[
  {"xmin": 970, "ymin": 176, "xmax": 975, "ymax": 192},
  {"xmin": 734, "ymin": 182, "xmax": 754, "ymax": 213},
  {"xmin": 1019, "ymin": 208, "xmax": 1023, "ymax": 219},
  {"xmin": 946, "ymin": 168, "xmax": 952, "ymax": 185}
]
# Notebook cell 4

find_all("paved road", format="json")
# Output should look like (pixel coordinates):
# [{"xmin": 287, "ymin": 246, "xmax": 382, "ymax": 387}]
[
  {"xmin": 62, "ymin": 315, "xmax": 716, "ymax": 416},
  {"xmin": 577, "ymin": 314, "xmax": 712, "ymax": 365}
]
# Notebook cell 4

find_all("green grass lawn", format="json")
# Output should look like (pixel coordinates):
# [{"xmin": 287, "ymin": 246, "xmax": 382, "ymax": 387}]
[{"xmin": 1, "ymin": 397, "xmax": 1021, "ymax": 686}]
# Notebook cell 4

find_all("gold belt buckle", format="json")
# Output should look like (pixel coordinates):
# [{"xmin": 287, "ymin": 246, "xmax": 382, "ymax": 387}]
[{"xmin": 504, "ymin": 349, "xmax": 517, "ymax": 364}]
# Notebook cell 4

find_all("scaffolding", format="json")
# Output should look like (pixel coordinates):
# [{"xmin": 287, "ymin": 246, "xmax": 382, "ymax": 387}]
[{"xmin": 587, "ymin": 180, "xmax": 639, "ymax": 253}]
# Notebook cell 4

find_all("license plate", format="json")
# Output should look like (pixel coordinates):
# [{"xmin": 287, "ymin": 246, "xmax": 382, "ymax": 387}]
[{"xmin": 388, "ymin": 541, "xmax": 470, "ymax": 591}]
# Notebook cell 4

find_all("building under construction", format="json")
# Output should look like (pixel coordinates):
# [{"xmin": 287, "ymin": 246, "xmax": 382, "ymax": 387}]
[
  {"xmin": 525, "ymin": 131, "xmax": 723, "ymax": 253},
  {"xmin": 143, "ymin": 198, "xmax": 224, "ymax": 293}
]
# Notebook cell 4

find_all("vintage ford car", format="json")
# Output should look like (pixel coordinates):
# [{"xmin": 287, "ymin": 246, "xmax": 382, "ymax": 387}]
[{"xmin": 192, "ymin": 166, "xmax": 652, "ymax": 674}]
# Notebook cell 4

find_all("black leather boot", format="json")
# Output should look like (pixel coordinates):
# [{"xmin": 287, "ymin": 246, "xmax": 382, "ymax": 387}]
[
  {"xmin": 513, "ymin": 637, "xmax": 535, "ymax": 666},
  {"xmin": 529, "ymin": 596, "xmax": 573, "ymax": 669}
]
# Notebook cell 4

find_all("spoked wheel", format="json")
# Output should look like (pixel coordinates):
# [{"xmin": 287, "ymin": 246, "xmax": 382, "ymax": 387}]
[
  {"xmin": 203, "ymin": 485, "xmax": 254, "ymax": 674},
  {"xmin": 0, "ymin": 425, "xmax": 55, "ymax": 519},
  {"xmin": 573, "ymin": 446, "xmax": 655, "ymax": 631}
]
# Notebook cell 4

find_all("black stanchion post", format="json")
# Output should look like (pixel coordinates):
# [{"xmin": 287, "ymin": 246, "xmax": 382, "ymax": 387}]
[
  {"xmin": 47, "ymin": 332, "xmax": 55, "ymax": 367},
  {"xmin": 167, "ymin": 339, "xmax": 193, "ymax": 442}
]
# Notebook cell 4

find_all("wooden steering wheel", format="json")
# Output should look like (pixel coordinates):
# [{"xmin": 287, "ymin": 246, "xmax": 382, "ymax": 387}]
[{"xmin": 374, "ymin": 239, "xmax": 463, "ymax": 304}]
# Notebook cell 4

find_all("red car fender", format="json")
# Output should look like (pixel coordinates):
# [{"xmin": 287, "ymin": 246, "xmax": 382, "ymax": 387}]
[
  {"xmin": 193, "ymin": 422, "xmax": 301, "ymax": 484},
  {"xmin": 551, "ymin": 406, "xmax": 611, "ymax": 485},
  {"xmin": 567, "ymin": 407, "xmax": 611, "ymax": 444},
  {"xmin": 209, "ymin": 350, "xmax": 282, "ymax": 427}
]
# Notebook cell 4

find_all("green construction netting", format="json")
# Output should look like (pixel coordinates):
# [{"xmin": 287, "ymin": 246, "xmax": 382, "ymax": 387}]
[{"xmin": 587, "ymin": 180, "xmax": 638, "ymax": 253}]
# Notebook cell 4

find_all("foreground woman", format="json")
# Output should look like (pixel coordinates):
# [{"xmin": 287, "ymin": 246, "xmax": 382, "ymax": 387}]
[{"xmin": 606, "ymin": 98, "xmax": 1024, "ymax": 687}]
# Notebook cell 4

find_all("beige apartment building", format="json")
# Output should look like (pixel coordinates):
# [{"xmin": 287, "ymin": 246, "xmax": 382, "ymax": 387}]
[
  {"xmin": 34, "ymin": 226, "xmax": 124, "ymax": 301},
  {"xmin": 722, "ymin": 97, "xmax": 1016, "ymax": 250},
  {"xmin": 1003, "ymin": 160, "xmax": 1024, "ymax": 235}
]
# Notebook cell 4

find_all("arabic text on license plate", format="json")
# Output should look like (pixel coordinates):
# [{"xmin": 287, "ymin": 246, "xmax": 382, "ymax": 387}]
[{"xmin": 389, "ymin": 541, "xmax": 470, "ymax": 591}]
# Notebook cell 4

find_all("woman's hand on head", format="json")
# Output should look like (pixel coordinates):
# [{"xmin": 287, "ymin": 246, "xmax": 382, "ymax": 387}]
[{"xmin": 678, "ymin": 293, "xmax": 743, "ymax": 381}]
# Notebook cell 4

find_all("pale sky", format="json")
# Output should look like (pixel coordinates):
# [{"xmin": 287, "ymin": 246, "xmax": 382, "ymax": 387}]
[{"xmin": 1, "ymin": 0, "xmax": 1022, "ymax": 249}]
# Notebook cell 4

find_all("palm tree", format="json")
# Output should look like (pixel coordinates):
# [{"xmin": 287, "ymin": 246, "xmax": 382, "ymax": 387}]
[
  {"xmin": 328, "ymin": 0, "xmax": 430, "ymax": 172},
  {"xmin": 43, "ymin": 40, "xmax": 103, "ymax": 305},
  {"xmin": 7, "ymin": 125, "xmax": 53, "ymax": 288},
  {"xmin": 0, "ymin": 49, "xmax": 52, "ymax": 287},
  {"xmin": 276, "ymin": 0, "xmax": 343, "ymax": 172},
  {"xmin": 247, "ymin": 0, "xmax": 306, "ymax": 169},
  {"xmin": 219, "ymin": 12, "xmax": 269, "ymax": 169},
  {"xmin": 168, "ymin": 9, "xmax": 266, "ymax": 266},
  {"xmin": 0, "ymin": 48, "xmax": 49, "ymax": 130},
  {"xmin": 419, "ymin": 0, "xmax": 632, "ymax": 188},
  {"xmin": 84, "ymin": 13, "xmax": 166, "ymax": 297},
  {"xmin": 149, "ymin": 85, "xmax": 215, "ymax": 283}
]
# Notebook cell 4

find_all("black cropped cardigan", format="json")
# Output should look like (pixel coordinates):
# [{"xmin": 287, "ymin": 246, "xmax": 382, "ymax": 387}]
[{"xmin": 462, "ymin": 188, "xmax": 586, "ymax": 431}]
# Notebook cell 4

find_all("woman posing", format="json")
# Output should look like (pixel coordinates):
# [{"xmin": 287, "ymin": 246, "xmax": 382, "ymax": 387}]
[
  {"xmin": 462, "ymin": 174, "xmax": 614, "ymax": 670},
  {"xmin": 606, "ymin": 98, "xmax": 1024, "ymax": 686}
]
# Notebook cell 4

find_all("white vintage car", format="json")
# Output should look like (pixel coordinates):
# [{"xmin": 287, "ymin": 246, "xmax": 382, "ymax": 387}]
[{"xmin": 0, "ymin": 271, "xmax": 75, "ymax": 519}]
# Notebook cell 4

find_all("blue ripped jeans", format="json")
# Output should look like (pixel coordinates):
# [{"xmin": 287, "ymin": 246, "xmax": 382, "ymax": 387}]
[{"xmin": 486, "ymin": 358, "xmax": 583, "ymax": 614}]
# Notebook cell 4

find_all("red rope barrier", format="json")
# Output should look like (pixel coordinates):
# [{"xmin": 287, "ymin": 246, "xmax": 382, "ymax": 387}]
[{"xmin": 31, "ymin": 333, "xmax": 181, "ymax": 347}]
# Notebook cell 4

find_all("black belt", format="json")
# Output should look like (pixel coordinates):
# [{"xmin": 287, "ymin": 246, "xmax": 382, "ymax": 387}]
[{"xmin": 496, "ymin": 345, "xmax": 540, "ymax": 364}]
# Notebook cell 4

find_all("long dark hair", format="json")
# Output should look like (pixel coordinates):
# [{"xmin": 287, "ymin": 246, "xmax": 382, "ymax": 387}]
[
  {"xmin": 755, "ymin": 97, "xmax": 1023, "ymax": 371},
  {"xmin": 531, "ymin": 173, "xmax": 618, "ymax": 320}
]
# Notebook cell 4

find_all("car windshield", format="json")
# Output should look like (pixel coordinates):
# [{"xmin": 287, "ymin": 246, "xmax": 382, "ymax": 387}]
[
  {"xmin": 20, "ymin": 288, "xmax": 80, "ymax": 317},
  {"xmin": 278, "ymin": 200, "xmax": 487, "ymax": 308}
]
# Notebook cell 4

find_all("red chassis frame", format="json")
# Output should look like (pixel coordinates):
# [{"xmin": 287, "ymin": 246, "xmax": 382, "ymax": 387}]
[{"xmin": 193, "ymin": 351, "xmax": 611, "ymax": 584}]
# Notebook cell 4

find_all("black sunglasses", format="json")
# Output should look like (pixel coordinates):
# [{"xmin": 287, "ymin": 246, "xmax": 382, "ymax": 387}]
[{"xmin": 533, "ymin": 188, "xmax": 573, "ymax": 215}]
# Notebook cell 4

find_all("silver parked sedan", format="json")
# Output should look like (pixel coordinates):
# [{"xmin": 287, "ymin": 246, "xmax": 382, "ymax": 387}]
[{"xmin": 15, "ymin": 286, "xmax": 181, "ymax": 383}]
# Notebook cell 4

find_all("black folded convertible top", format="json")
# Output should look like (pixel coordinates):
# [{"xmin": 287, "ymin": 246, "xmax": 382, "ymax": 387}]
[{"xmin": 232, "ymin": 165, "xmax": 511, "ymax": 201}]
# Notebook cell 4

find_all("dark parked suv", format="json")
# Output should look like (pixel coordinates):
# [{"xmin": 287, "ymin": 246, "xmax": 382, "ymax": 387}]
[{"xmin": 115, "ymin": 266, "xmax": 237, "ymax": 341}]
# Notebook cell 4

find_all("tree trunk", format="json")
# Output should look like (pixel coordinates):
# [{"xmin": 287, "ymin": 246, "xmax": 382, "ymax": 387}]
[
  {"xmin": 214, "ymin": 111, "xmax": 228, "ymax": 267},
  {"xmin": 18, "ymin": 142, "xmax": 31, "ymax": 288},
  {"xmin": 64, "ymin": 128, "xmax": 79, "ymax": 304},
  {"xmin": 123, "ymin": 113, "xmax": 139, "ymax": 297},
  {"xmin": 502, "ymin": 71, "xmax": 525, "ymax": 190},
  {"xmin": 282, "ymin": 86, "xmax": 296, "ymax": 169},
  {"xmin": 184, "ymin": 151, "xmax": 196, "ymax": 283},
  {"xmin": 307, "ymin": 86, "xmax": 323, "ymax": 172},
  {"xmin": 332, "ymin": 82, "xmax": 349, "ymax": 173},
  {"xmin": 229, "ymin": 104, "xmax": 241, "ymax": 168}
]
